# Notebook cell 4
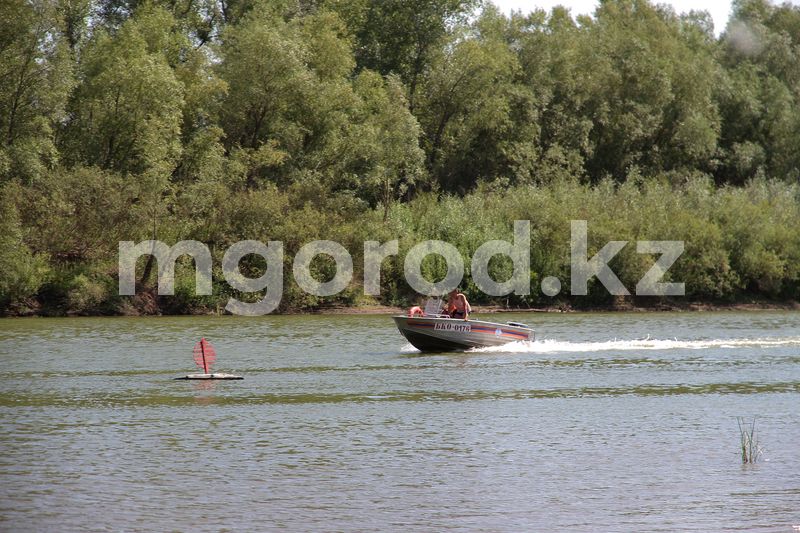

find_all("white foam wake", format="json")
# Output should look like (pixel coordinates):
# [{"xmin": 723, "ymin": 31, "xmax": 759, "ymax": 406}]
[
  {"xmin": 400, "ymin": 342, "xmax": 427, "ymax": 353},
  {"xmin": 470, "ymin": 336, "xmax": 800, "ymax": 353}
]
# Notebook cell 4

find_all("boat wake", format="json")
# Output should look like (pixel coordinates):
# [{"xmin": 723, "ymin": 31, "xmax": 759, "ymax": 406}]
[
  {"xmin": 400, "ymin": 343, "xmax": 423, "ymax": 353},
  {"xmin": 469, "ymin": 336, "xmax": 800, "ymax": 354}
]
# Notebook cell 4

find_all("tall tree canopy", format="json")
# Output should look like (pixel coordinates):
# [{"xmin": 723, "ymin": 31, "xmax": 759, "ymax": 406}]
[{"xmin": 2, "ymin": 0, "xmax": 800, "ymax": 313}]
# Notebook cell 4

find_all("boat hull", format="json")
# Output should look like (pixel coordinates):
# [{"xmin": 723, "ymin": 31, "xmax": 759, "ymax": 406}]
[{"xmin": 393, "ymin": 316, "xmax": 534, "ymax": 352}]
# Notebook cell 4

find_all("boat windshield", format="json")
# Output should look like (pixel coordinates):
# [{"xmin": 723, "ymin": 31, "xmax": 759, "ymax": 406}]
[{"xmin": 423, "ymin": 297, "xmax": 445, "ymax": 316}]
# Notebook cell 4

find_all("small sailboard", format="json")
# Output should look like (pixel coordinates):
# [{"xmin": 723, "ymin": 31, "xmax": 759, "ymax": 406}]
[{"xmin": 175, "ymin": 338, "xmax": 242, "ymax": 380}]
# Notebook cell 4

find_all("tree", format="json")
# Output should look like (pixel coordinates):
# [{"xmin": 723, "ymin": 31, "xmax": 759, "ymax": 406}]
[
  {"xmin": 351, "ymin": 71, "xmax": 424, "ymax": 219},
  {"xmin": 0, "ymin": 0, "xmax": 73, "ymax": 183},
  {"xmin": 0, "ymin": 183, "xmax": 49, "ymax": 309},
  {"xmin": 218, "ymin": 10, "xmax": 323, "ymax": 168},
  {"xmin": 60, "ymin": 6, "xmax": 187, "ymax": 286},
  {"xmin": 415, "ymin": 14, "xmax": 520, "ymax": 192},
  {"xmin": 343, "ymin": 0, "xmax": 479, "ymax": 111},
  {"xmin": 510, "ymin": 6, "xmax": 593, "ymax": 183},
  {"xmin": 61, "ymin": 6, "xmax": 184, "ymax": 175},
  {"xmin": 718, "ymin": 0, "xmax": 800, "ymax": 184},
  {"xmin": 578, "ymin": 0, "xmax": 721, "ymax": 180},
  {"xmin": 92, "ymin": 0, "xmax": 224, "ymax": 46}
]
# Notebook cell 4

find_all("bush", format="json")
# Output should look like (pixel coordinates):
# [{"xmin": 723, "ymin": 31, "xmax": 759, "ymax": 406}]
[{"xmin": 0, "ymin": 184, "xmax": 50, "ymax": 310}]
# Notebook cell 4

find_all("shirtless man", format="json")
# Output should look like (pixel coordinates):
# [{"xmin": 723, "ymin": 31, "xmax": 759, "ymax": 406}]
[{"xmin": 446, "ymin": 289, "xmax": 471, "ymax": 320}]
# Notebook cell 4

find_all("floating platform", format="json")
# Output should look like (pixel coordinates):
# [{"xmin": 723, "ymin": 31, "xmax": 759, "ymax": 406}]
[{"xmin": 175, "ymin": 373, "xmax": 243, "ymax": 380}]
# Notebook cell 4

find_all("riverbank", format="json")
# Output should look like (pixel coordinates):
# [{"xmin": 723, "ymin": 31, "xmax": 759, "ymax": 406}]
[
  {"xmin": 4, "ymin": 282, "xmax": 799, "ymax": 318},
  {"xmin": 310, "ymin": 299, "xmax": 800, "ymax": 315}
]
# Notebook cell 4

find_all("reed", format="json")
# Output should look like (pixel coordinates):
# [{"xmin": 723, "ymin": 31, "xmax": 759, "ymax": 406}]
[{"xmin": 737, "ymin": 417, "xmax": 763, "ymax": 464}]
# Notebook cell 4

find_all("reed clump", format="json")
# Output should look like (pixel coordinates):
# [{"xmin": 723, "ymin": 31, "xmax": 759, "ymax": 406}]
[{"xmin": 737, "ymin": 417, "xmax": 763, "ymax": 464}]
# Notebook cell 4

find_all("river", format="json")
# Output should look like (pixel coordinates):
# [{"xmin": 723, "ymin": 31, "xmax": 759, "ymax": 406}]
[{"xmin": 1, "ymin": 311, "xmax": 799, "ymax": 531}]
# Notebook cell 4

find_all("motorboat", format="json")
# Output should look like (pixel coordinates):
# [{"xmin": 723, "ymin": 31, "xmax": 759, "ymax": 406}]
[{"xmin": 393, "ymin": 299, "xmax": 534, "ymax": 352}]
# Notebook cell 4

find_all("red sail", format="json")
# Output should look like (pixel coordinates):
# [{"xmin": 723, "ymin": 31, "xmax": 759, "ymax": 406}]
[{"xmin": 192, "ymin": 338, "xmax": 216, "ymax": 374}]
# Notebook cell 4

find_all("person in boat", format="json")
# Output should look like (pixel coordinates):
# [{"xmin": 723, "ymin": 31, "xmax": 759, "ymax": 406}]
[{"xmin": 446, "ymin": 288, "xmax": 471, "ymax": 320}]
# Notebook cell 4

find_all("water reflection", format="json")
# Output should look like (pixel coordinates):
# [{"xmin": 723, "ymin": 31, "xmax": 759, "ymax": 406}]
[{"xmin": 192, "ymin": 379, "xmax": 217, "ymax": 402}]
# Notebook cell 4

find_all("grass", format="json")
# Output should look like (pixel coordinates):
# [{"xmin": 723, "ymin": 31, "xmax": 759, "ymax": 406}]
[{"xmin": 737, "ymin": 417, "xmax": 763, "ymax": 464}]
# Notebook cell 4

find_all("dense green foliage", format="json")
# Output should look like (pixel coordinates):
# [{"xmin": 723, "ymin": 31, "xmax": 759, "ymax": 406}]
[{"xmin": 1, "ymin": 0, "xmax": 799, "ymax": 314}]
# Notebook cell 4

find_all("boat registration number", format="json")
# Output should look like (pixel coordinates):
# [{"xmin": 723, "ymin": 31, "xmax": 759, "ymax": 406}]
[{"xmin": 434, "ymin": 322, "xmax": 471, "ymax": 333}]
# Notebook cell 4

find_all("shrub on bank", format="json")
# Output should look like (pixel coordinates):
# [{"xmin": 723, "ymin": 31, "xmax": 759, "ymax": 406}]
[{"xmin": 2, "ymin": 175, "xmax": 799, "ymax": 315}]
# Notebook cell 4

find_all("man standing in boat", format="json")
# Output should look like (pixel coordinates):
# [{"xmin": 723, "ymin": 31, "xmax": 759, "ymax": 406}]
[{"xmin": 446, "ymin": 288, "xmax": 471, "ymax": 320}]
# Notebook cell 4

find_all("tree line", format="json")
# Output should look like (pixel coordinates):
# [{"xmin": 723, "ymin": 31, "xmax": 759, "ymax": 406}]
[{"xmin": 1, "ymin": 0, "xmax": 798, "ymax": 314}]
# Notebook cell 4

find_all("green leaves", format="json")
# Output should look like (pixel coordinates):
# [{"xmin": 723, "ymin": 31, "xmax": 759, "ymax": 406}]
[
  {"xmin": 416, "ymin": 18, "xmax": 521, "ymax": 191},
  {"xmin": 2, "ymin": 0, "xmax": 800, "ymax": 314},
  {"xmin": 0, "ymin": 0, "xmax": 73, "ymax": 183},
  {"xmin": 344, "ymin": 0, "xmax": 479, "ymax": 108},
  {"xmin": 0, "ymin": 183, "xmax": 50, "ymax": 308},
  {"xmin": 718, "ymin": 0, "xmax": 800, "ymax": 184},
  {"xmin": 217, "ymin": 9, "xmax": 422, "ymax": 197},
  {"xmin": 64, "ymin": 8, "xmax": 184, "ymax": 176},
  {"xmin": 351, "ymin": 71, "xmax": 424, "ymax": 216}
]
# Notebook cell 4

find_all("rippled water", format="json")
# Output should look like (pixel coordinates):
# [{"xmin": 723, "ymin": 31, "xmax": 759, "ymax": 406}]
[{"xmin": 1, "ymin": 311, "xmax": 799, "ymax": 531}]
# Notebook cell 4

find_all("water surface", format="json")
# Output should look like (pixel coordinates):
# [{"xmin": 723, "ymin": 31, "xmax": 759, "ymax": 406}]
[{"xmin": 1, "ymin": 311, "xmax": 799, "ymax": 531}]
